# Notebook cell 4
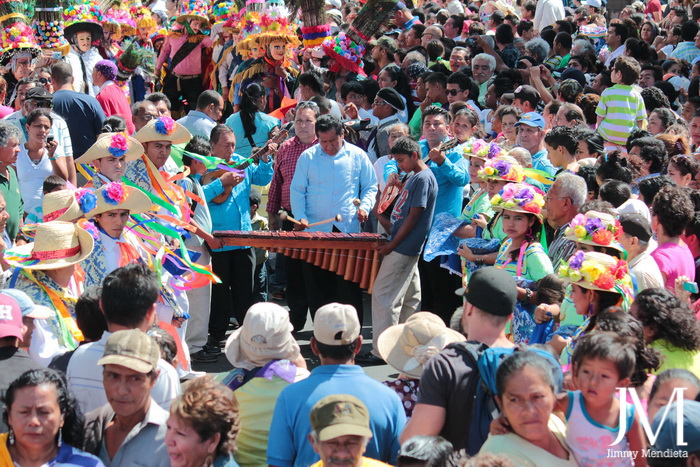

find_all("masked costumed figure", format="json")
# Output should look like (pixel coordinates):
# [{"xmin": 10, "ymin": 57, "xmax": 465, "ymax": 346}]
[
  {"xmin": 0, "ymin": 0, "xmax": 42, "ymax": 107},
  {"xmin": 63, "ymin": 0, "xmax": 104, "ymax": 95},
  {"xmin": 32, "ymin": 0, "xmax": 71, "ymax": 67},
  {"xmin": 155, "ymin": 0, "xmax": 212, "ymax": 114}
]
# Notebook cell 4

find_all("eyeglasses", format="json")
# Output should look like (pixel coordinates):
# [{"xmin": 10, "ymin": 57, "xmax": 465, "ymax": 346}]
[
  {"xmin": 446, "ymin": 89, "xmax": 463, "ymax": 96},
  {"xmin": 297, "ymin": 100, "xmax": 319, "ymax": 109},
  {"xmin": 140, "ymin": 114, "xmax": 157, "ymax": 121},
  {"xmin": 36, "ymin": 101, "xmax": 52, "ymax": 108},
  {"xmin": 38, "ymin": 78, "xmax": 50, "ymax": 85}
]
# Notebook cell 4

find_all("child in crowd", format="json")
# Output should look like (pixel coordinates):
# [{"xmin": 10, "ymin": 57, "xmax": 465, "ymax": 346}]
[
  {"xmin": 596, "ymin": 56, "xmax": 646, "ymax": 154},
  {"xmin": 25, "ymin": 175, "xmax": 67, "ymax": 224},
  {"xmin": 647, "ymin": 369, "xmax": 700, "ymax": 422},
  {"xmin": 250, "ymin": 188, "xmax": 269, "ymax": 303}
]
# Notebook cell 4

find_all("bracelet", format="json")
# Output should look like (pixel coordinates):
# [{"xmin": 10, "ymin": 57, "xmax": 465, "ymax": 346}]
[
  {"xmin": 523, "ymin": 288, "xmax": 533, "ymax": 303},
  {"xmin": 475, "ymin": 255, "xmax": 483, "ymax": 265}
]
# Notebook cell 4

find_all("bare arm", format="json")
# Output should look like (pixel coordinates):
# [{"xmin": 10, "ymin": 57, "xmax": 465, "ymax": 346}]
[{"xmin": 400, "ymin": 404, "xmax": 446, "ymax": 443}]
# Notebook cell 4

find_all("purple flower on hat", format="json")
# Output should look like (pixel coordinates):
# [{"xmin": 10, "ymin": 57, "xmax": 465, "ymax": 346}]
[
  {"xmin": 487, "ymin": 143, "xmax": 501, "ymax": 159},
  {"xmin": 585, "ymin": 217, "xmax": 604, "ymax": 236},
  {"xmin": 493, "ymin": 160, "xmax": 510, "ymax": 176},
  {"xmin": 515, "ymin": 187, "xmax": 534, "ymax": 204},
  {"xmin": 569, "ymin": 251, "xmax": 584, "ymax": 270}
]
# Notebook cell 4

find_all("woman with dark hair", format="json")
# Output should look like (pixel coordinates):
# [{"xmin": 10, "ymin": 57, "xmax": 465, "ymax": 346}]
[
  {"xmin": 377, "ymin": 65, "xmax": 416, "ymax": 122},
  {"xmin": 640, "ymin": 21, "xmax": 659, "ymax": 45},
  {"xmin": 595, "ymin": 150, "xmax": 632, "ymax": 185},
  {"xmin": 667, "ymin": 154, "xmax": 700, "ymax": 187},
  {"xmin": 574, "ymin": 128, "xmax": 605, "ymax": 161},
  {"xmin": 632, "ymin": 288, "xmax": 700, "ymax": 377},
  {"xmin": 224, "ymin": 83, "xmax": 281, "ymax": 158},
  {"xmin": 647, "ymin": 108, "xmax": 677, "ymax": 135},
  {"xmin": 1, "ymin": 369, "xmax": 102, "ymax": 466}
]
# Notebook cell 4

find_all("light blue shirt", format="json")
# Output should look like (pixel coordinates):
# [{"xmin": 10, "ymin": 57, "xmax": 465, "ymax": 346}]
[
  {"xmin": 224, "ymin": 111, "xmax": 280, "ymax": 158},
  {"xmin": 290, "ymin": 142, "xmax": 377, "ymax": 233},
  {"xmin": 204, "ymin": 154, "xmax": 273, "ymax": 251},
  {"xmin": 176, "ymin": 110, "xmax": 217, "ymax": 139},
  {"xmin": 531, "ymin": 148, "xmax": 558, "ymax": 176},
  {"xmin": 384, "ymin": 139, "xmax": 470, "ymax": 218}
]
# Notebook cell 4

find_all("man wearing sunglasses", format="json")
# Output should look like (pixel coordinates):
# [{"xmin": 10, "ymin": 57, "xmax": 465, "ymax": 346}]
[
  {"xmin": 366, "ymin": 88, "xmax": 404, "ymax": 163},
  {"xmin": 4, "ymin": 85, "xmax": 76, "ymax": 185}
]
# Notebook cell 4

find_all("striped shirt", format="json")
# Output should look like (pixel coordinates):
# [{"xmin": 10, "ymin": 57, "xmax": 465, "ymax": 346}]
[
  {"xmin": 595, "ymin": 84, "xmax": 646, "ymax": 145},
  {"xmin": 669, "ymin": 42, "xmax": 700, "ymax": 63}
]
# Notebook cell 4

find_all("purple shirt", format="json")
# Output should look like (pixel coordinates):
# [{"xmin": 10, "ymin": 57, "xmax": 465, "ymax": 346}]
[{"xmin": 651, "ymin": 241, "xmax": 696, "ymax": 292}]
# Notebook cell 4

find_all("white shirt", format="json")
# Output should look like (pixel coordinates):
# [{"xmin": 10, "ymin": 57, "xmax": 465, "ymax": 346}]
[
  {"xmin": 533, "ymin": 0, "xmax": 564, "ymax": 32},
  {"xmin": 604, "ymin": 45, "xmax": 626, "ymax": 68},
  {"xmin": 66, "ymin": 331, "xmax": 182, "ymax": 414},
  {"xmin": 16, "ymin": 144, "xmax": 53, "ymax": 217}
]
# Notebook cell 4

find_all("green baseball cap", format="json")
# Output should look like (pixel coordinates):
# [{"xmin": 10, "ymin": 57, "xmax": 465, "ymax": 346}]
[
  {"xmin": 97, "ymin": 329, "xmax": 160, "ymax": 374},
  {"xmin": 310, "ymin": 395, "xmax": 373, "ymax": 442}
]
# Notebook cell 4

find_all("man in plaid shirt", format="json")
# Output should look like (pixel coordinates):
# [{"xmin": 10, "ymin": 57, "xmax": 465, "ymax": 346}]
[{"xmin": 267, "ymin": 101, "xmax": 319, "ymax": 331}]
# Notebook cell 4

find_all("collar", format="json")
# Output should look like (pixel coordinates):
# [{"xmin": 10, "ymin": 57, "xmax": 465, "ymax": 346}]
[
  {"xmin": 99, "ymin": 80, "xmax": 115, "ymax": 92},
  {"xmin": 293, "ymin": 135, "xmax": 317, "ymax": 146},
  {"xmin": 377, "ymin": 114, "xmax": 400, "ymax": 125},
  {"xmin": 310, "ymin": 364, "xmax": 363, "ymax": 374},
  {"xmin": 187, "ymin": 110, "xmax": 215, "ymax": 123},
  {"xmin": 320, "ymin": 141, "xmax": 347, "ymax": 158}
]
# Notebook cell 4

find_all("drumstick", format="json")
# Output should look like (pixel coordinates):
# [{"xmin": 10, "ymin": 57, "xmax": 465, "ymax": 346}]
[
  {"xmin": 308, "ymin": 214, "xmax": 343, "ymax": 228},
  {"xmin": 353, "ymin": 198, "xmax": 361, "ymax": 206},
  {"xmin": 278, "ymin": 210, "xmax": 301, "ymax": 225}
]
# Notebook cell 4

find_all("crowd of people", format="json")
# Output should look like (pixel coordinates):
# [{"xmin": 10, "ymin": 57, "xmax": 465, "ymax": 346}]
[{"xmin": 0, "ymin": 0, "xmax": 699, "ymax": 464}]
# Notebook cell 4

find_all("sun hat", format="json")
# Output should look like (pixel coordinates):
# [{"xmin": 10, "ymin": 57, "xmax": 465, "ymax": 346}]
[
  {"xmin": 75, "ymin": 132, "xmax": 145, "ymax": 165},
  {"xmin": 97, "ymin": 329, "xmax": 160, "ymax": 373},
  {"xmin": 86, "ymin": 182, "xmax": 152, "ymax": 219},
  {"xmin": 313, "ymin": 302, "xmax": 361, "ymax": 346},
  {"xmin": 4, "ymin": 221, "xmax": 94, "ymax": 270},
  {"xmin": 32, "ymin": 0, "xmax": 70, "ymax": 57},
  {"xmin": 490, "ymin": 182, "xmax": 545, "ymax": 219},
  {"xmin": 0, "ymin": 289, "xmax": 52, "ymax": 319},
  {"xmin": 462, "ymin": 139, "xmax": 506, "ymax": 161},
  {"xmin": 377, "ymin": 312, "xmax": 465, "ymax": 378},
  {"xmin": 310, "ymin": 394, "xmax": 373, "ymax": 442},
  {"xmin": 0, "ymin": 0, "xmax": 42, "ymax": 68},
  {"xmin": 0, "ymin": 293, "xmax": 23, "ymax": 340},
  {"xmin": 322, "ymin": 32, "xmax": 366, "ymax": 76},
  {"xmin": 133, "ymin": 116, "xmax": 191, "ymax": 145},
  {"xmin": 478, "ymin": 155, "xmax": 526, "ymax": 183},
  {"xmin": 225, "ymin": 302, "xmax": 300, "ymax": 371},
  {"xmin": 63, "ymin": 0, "xmax": 104, "ymax": 42},
  {"xmin": 564, "ymin": 211, "xmax": 624, "ymax": 252},
  {"xmin": 558, "ymin": 250, "xmax": 634, "ymax": 297},
  {"xmin": 42, "ymin": 187, "xmax": 98, "ymax": 222},
  {"xmin": 176, "ymin": 0, "xmax": 210, "ymax": 28}
]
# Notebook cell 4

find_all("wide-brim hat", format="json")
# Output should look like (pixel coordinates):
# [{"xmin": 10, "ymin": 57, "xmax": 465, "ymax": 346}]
[
  {"xmin": 64, "ymin": 21, "xmax": 103, "ymax": 41},
  {"xmin": 133, "ymin": 116, "xmax": 191, "ymax": 145},
  {"xmin": 478, "ymin": 155, "xmax": 526, "ymax": 183},
  {"xmin": 176, "ymin": 0, "xmax": 210, "ymax": 28},
  {"xmin": 43, "ymin": 188, "xmax": 98, "ymax": 222},
  {"xmin": 564, "ymin": 211, "xmax": 624, "ymax": 252},
  {"xmin": 0, "ymin": 43, "xmax": 42, "ymax": 67},
  {"xmin": 491, "ymin": 182, "xmax": 545, "ymax": 220},
  {"xmin": 377, "ymin": 312, "xmax": 465, "ymax": 378},
  {"xmin": 4, "ymin": 221, "xmax": 94, "ymax": 270},
  {"xmin": 86, "ymin": 182, "xmax": 153, "ymax": 218},
  {"xmin": 224, "ymin": 302, "xmax": 300, "ymax": 371},
  {"xmin": 463, "ymin": 139, "xmax": 506, "ymax": 161},
  {"xmin": 75, "ymin": 132, "xmax": 144, "ymax": 164},
  {"xmin": 558, "ymin": 250, "xmax": 633, "ymax": 294}
]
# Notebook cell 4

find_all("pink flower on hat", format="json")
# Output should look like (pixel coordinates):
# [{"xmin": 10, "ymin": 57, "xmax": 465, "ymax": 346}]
[
  {"xmin": 103, "ymin": 182, "xmax": 127, "ymax": 205},
  {"xmin": 108, "ymin": 133, "xmax": 129, "ymax": 158},
  {"xmin": 154, "ymin": 117, "xmax": 175, "ymax": 135}
]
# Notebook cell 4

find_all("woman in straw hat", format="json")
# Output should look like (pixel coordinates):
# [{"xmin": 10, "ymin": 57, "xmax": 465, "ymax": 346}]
[
  {"xmin": 556, "ymin": 250, "xmax": 634, "ymax": 365},
  {"xmin": 460, "ymin": 182, "xmax": 553, "ymax": 343},
  {"xmin": 377, "ymin": 312, "xmax": 464, "ymax": 419},
  {"xmin": 218, "ymin": 302, "xmax": 308, "ymax": 465},
  {"xmin": 3, "ymin": 221, "xmax": 94, "ymax": 363}
]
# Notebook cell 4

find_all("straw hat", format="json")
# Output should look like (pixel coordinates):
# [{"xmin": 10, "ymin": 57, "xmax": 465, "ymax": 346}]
[
  {"xmin": 462, "ymin": 139, "xmax": 506, "ymax": 161},
  {"xmin": 86, "ymin": 182, "xmax": 152, "ymax": 218},
  {"xmin": 558, "ymin": 250, "xmax": 634, "ymax": 295},
  {"xmin": 490, "ymin": 182, "xmax": 545, "ymax": 220},
  {"xmin": 42, "ymin": 188, "xmax": 98, "ymax": 222},
  {"xmin": 564, "ymin": 211, "xmax": 624, "ymax": 252},
  {"xmin": 0, "ymin": 0, "xmax": 42, "ymax": 68},
  {"xmin": 4, "ymin": 221, "xmax": 94, "ymax": 270},
  {"xmin": 176, "ymin": 0, "xmax": 210, "ymax": 28},
  {"xmin": 478, "ymin": 155, "xmax": 526, "ymax": 183},
  {"xmin": 225, "ymin": 302, "xmax": 300, "ymax": 371},
  {"xmin": 32, "ymin": 0, "xmax": 70, "ymax": 57},
  {"xmin": 377, "ymin": 312, "xmax": 465, "ymax": 378},
  {"xmin": 133, "ymin": 116, "xmax": 191, "ymax": 145},
  {"xmin": 322, "ymin": 32, "xmax": 366, "ymax": 76},
  {"xmin": 75, "ymin": 132, "xmax": 145, "ymax": 165}
]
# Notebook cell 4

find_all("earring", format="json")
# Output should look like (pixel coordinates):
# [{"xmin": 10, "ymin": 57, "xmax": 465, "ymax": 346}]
[
  {"xmin": 57, "ymin": 427, "xmax": 62, "ymax": 448},
  {"xmin": 8, "ymin": 428, "xmax": 14, "ymax": 445},
  {"xmin": 588, "ymin": 303, "xmax": 594, "ymax": 316}
]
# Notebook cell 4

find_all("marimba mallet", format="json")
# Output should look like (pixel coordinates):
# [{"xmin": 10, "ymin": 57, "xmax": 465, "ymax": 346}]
[
  {"xmin": 353, "ymin": 198, "xmax": 361, "ymax": 206},
  {"xmin": 308, "ymin": 214, "xmax": 343, "ymax": 228},
  {"xmin": 278, "ymin": 210, "xmax": 301, "ymax": 225}
]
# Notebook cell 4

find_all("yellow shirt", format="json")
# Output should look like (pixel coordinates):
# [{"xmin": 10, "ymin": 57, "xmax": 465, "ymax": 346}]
[{"xmin": 311, "ymin": 457, "xmax": 392, "ymax": 467}]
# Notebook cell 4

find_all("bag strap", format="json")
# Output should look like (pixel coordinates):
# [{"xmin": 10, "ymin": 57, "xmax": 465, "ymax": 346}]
[{"xmin": 168, "ymin": 39, "xmax": 202, "ymax": 75}]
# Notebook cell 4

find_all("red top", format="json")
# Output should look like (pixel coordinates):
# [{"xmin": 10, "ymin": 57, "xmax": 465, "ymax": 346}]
[
  {"xmin": 267, "ymin": 135, "xmax": 317, "ymax": 214},
  {"xmin": 96, "ymin": 82, "xmax": 135, "ymax": 134}
]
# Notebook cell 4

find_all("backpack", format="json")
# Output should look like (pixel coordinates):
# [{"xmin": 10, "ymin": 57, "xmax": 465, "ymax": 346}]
[{"xmin": 446, "ymin": 342, "xmax": 564, "ymax": 456}]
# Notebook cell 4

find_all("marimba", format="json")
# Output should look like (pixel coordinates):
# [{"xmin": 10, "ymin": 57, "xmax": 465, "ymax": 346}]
[{"xmin": 215, "ymin": 231, "xmax": 387, "ymax": 293}]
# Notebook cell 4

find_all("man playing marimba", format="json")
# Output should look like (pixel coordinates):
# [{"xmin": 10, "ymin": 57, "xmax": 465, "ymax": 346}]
[{"xmin": 290, "ymin": 114, "xmax": 377, "ymax": 324}]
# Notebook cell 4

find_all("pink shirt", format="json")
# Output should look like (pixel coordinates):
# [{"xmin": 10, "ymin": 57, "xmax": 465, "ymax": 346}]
[
  {"xmin": 156, "ymin": 34, "xmax": 212, "ymax": 76},
  {"xmin": 96, "ymin": 82, "xmax": 135, "ymax": 134},
  {"xmin": 651, "ymin": 241, "xmax": 696, "ymax": 292}
]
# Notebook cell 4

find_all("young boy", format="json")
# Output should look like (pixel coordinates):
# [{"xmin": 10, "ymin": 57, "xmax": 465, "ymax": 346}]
[
  {"xmin": 595, "ymin": 56, "xmax": 647, "ymax": 154},
  {"xmin": 359, "ymin": 137, "xmax": 438, "ymax": 364},
  {"xmin": 249, "ymin": 188, "xmax": 269, "ymax": 303}
]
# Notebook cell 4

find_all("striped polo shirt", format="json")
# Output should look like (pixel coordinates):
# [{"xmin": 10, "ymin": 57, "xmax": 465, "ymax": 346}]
[{"xmin": 595, "ymin": 84, "xmax": 646, "ymax": 145}]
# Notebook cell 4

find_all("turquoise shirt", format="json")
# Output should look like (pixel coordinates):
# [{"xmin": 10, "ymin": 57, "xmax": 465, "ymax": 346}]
[{"xmin": 224, "ymin": 111, "xmax": 280, "ymax": 158}]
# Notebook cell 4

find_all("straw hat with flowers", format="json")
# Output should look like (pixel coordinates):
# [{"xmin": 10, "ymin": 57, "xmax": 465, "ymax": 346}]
[
  {"xmin": 75, "ymin": 132, "xmax": 145, "ymax": 165},
  {"xmin": 558, "ymin": 250, "xmax": 634, "ymax": 299},
  {"xmin": 86, "ymin": 181, "xmax": 152, "ymax": 218},
  {"xmin": 478, "ymin": 155, "xmax": 526, "ymax": 183},
  {"xmin": 42, "ymin": 188, "xmax": 98, "ymax": 222},
  {"xmin": 462, "ymin": 139, "xmax": 506, "ymax": 161},
  {"xmin": 0, "ymin": 0, "xmax": 42, "ymax": 67},
  {"xmin": 4, "ymin": 221, "xmax": 94, "ymax": 270},
  {"xmin": 490, "ymin": 182, "xmax": 545, "ymax": 220},
  {"xmin": 564, "ymin": 211, "xmax": 624, "ymax": 252},
  {"xmin": 63, "ymin": 0, "xmax": 104, "ymax": 42}
]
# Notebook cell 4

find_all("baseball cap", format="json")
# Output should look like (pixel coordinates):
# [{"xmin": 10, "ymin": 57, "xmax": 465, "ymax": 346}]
[
  {"xmin": 376, "ymin": 87, "xmax": 405, "ymax": 111},
  {"xmin": 558, "ymin": 79, "xmax": 583, "ymax": 102},
  {"xmin": 325, "ymin": 0, "xmax": 341, "ymax": 8},
  {"xmin": 619, "ymin": 213, "xmax": 653, "ymax": 243},
  {"xmin": 0, "ymin": 294, "xmax": 23, "ymax": 340},
  {"xmin": 25, "ymin": 86, "xmax": 53, "ymax": 101},
  {"xmin": 0, "ymin": 290, "xmax": 52, "ymax": 320},
  {"xmin": 310, "ymin": 394, "xmax": 373, "ymax": 441},
  {"xmin": 370, "ymin": 36, "xmax": 397, "ymax": 54},
  {"xmin": 651, "ymin": 401, "xmax": 700, "ymax": 455},
  {"xmin": 515, "ymin": 112, "xmax": 545, "ymax": 129},
  {"xmin": 513, "ymin": 85, "xmax": 541, "ymax": 107},
  {"xmin": 97, "ymin": 329, "xmax": 160, "ymax": 373},
  {"xmin": 560, "ymin": 68, "xmax": 587, "ymax": 88},
  {"xmin": 456, "ymin": 267, "xmax": 517, "ymax": 317},
  {"xmin": 582, "ymin": 0, "xmax": 602, "ymax": 7},
  {"xmin": 313, "ymin": 303, "xmax": 360, "ymax": 346}
]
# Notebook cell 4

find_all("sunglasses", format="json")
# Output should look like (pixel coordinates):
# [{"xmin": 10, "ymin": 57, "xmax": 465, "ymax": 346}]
[
  {"xmin": 446, "ymin": 89, "xmax": 463, "ymax": 96},
  {"xmin": 38, "ymin": 77, "xmax": 50, "ymax": 85}
]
